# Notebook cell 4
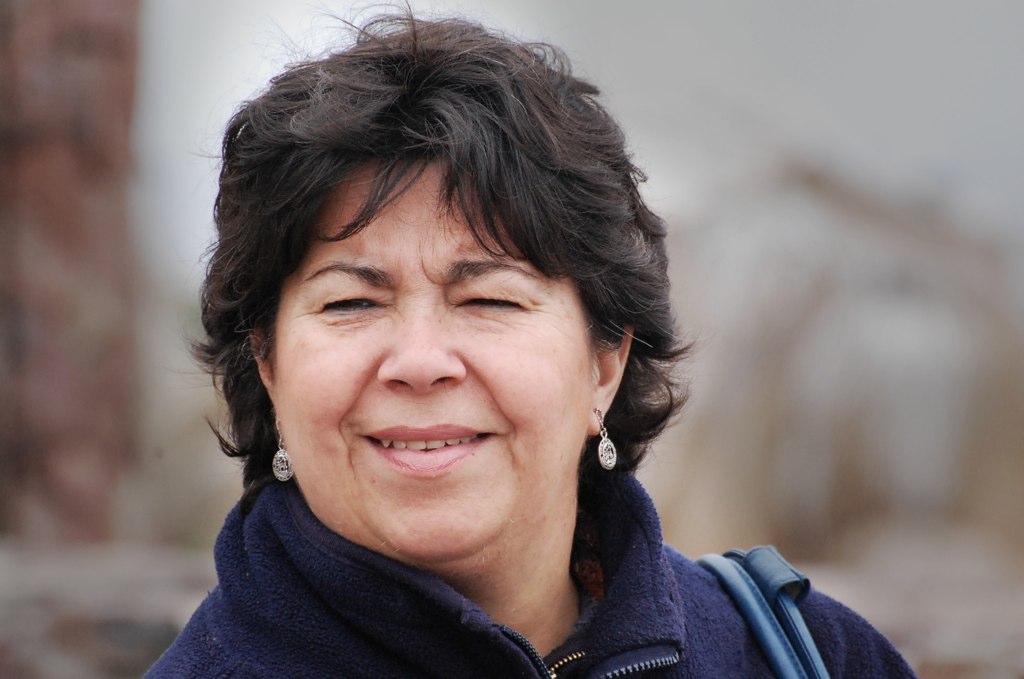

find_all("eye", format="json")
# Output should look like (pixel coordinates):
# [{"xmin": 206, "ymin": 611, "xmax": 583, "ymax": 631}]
[
  {"xmin": 464, "ymin": 298, "xmax": 523, "ymax": 309},
  {"xmin": 323, "ymin": 299, "xmax": 378, "ymax": 312}
]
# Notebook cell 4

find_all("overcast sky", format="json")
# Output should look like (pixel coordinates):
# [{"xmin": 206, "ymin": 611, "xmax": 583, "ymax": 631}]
[{"xmin": 132, "ymin": 0, "xmax": 1024, "ymax": 292}]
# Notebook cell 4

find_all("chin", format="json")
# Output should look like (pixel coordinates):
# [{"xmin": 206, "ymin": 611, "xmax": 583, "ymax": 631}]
[{"xmin": 376, "ymin": 507, "xmax": 507, "ymax": 570}]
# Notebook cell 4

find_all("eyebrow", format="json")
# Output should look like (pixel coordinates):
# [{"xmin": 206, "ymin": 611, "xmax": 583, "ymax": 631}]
[
  {"xmin": 304, "ymin": 263, "xmax": 392, "ymax": 287},
  {"xmin": 443, "ymin": 259, "xmax": 537, "ymax": 284},
  {"xmin": 304, "ymin": 258, "xmax": 536, "ymax": 286}
]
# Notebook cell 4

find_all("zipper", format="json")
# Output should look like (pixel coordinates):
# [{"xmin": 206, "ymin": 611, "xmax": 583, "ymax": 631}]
[
  {"xmin": 597, "ymin": 649, "xmax": 680, "ymax": 678},
  {"xmin": 499, "ymin": 625, "xmax": 556, "ymax": 678},
  {"xmin": 501, "ymin": 624, "xmax": 679, "ymax": 679},
  {"xmin": 549, "ymin": 650, "xmax": 587, "ymax": 678}
]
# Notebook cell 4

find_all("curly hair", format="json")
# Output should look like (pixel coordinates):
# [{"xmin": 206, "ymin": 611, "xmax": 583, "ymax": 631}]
[{"xmin": 196, "ymin": 14, "xmax": 690, "ymax": 510}]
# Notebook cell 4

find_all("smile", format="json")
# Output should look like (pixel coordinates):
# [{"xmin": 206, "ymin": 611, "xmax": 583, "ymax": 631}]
[
  {"xmin": 369, "ymin": 432, "xmax": 486, "ymax": 475},
  {"xmin": 374, "ymin": 435, "xmax": 482, "ymax": 450}
]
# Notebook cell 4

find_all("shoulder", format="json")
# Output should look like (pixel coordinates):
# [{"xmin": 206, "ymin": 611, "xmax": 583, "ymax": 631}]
[
  {"xmin": 144, "ymin": 591, "xmax": 243, "ymax": 679},
  {"xmin": 661, "ymin": 547, "xmax": 916, "ymax": 678},
  {"xmin": 798, "ymin": 589, "xmax": 916, "ymax": 677},
  {"xmin": 661, "ymin": 546, "xmax": 769, "ymax": 671}
]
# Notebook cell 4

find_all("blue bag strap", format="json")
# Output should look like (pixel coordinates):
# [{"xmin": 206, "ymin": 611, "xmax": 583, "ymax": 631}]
[
  {"xmin": 729, "ymin": 546, "xmax": 830, "ymax": 679},
  {"xmin": 698, "ymin": 553, "xmax": 808, "ymax": 679},
  {"xmin": 699, "ymin": 546, "xmax": 830, "ymax": 679}
]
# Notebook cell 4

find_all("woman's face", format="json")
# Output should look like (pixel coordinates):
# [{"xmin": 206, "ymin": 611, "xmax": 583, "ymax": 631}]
[{"xmin": 257, "ymin": 167, "xmax": 629, "ymax": 572}]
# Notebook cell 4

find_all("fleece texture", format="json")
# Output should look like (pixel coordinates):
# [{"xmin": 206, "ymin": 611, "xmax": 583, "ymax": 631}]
[{"xmin": 146, "ymin": 474, "xmax": 916, "ymax": 678}]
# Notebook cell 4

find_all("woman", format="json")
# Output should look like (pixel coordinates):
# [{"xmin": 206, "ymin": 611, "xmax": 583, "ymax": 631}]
[{"xmin": 148, "ymin": 14, "xmax": 915, "ymax": 678}]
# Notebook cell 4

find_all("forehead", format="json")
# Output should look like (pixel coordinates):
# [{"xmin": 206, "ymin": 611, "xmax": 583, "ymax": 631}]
[
  {"xmin": 318, "ymin": 167, "xmax": 494, "ymax": 248},
  {"xmin": 305, "ymin": 166, "xmax": 516, "ymax": 274}
]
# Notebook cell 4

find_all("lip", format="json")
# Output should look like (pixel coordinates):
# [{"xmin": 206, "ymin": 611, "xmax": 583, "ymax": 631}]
[
  {"xmin": 367, "ymin": 425, "xmax": 481, "ymax": 441},
  {"xmin": 366, "ymin": 425, "xmax": 486, "ymax": 476}
]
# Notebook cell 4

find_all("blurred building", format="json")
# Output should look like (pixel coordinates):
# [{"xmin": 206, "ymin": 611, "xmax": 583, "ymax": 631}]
[{"xmin": 0, "ymin": 0, "xmax": 140, "ymax": 543}]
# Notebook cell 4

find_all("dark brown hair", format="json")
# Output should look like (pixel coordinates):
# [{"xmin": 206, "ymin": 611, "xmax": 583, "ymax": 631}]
[{"xmin": 197, "ymin": 14, "xmax": 689, "ymax": 510}]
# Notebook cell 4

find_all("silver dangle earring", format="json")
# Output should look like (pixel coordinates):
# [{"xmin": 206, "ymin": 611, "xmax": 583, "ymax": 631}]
[
  {"xmin": 272, "ymin": 426, "xmax": 293, "ymax": 482},
  {"xmin": 594, "ymin": 409, "xmax": 617, "ymax": 470}
]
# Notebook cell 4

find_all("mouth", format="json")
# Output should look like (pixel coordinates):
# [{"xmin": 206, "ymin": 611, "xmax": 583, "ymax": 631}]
[
  {"xmin": 367, "ymin": 432, "xmax": 487, "ymax": 475},
  {"xmin": 371, "ymin": 434, "xmax": 485, "ymax": 450}
]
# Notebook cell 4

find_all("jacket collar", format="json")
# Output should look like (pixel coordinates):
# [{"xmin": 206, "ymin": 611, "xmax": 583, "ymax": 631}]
[
  {"xmin": 215, "ymin": 473, "xmax": 684, "ymax": 677},
  {"xmin": 545, "ymin": 473, "xmax": 685, "ymax": 675}
]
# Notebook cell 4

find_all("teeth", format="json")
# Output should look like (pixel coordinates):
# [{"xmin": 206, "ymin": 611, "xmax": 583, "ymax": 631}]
[{"xmin": 377, "ymin": 435, "xmax": 479, "ymax": 449}]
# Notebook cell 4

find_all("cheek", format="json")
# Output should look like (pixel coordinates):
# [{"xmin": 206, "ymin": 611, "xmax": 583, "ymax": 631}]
[
  {"xmin": 477, "ymin": 337, "xmax": 597, "ymax": 432},
  {"xmin": 272, "ymin": 332, "xmax": 374, "ymax": 424}
]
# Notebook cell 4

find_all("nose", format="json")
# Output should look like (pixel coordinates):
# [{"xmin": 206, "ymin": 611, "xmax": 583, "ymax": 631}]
[{"xmin": 376, "ymin": 311, "xmax": 467, "ymax": 392}]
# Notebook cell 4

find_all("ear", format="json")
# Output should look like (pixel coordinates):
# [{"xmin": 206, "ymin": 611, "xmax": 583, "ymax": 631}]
[
  {"xmin": 252, "ymin": 332, "xmax": 276, "ymax": 396},
  {"xmin": 590, "ymin": 328, "xmax": 633, "ymax": 434}
]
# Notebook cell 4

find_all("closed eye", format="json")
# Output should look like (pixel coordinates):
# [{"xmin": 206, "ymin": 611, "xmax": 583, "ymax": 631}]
[
  {"xmin": 464, "ymin": 298, "xmax": 522, "ymax": 309},
  {"xmin": 323, "ymin": 299, "xmax": 378, "ymax": 312}
]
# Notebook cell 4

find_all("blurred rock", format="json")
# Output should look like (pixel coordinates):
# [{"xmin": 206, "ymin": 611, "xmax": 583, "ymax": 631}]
[
  {"xmin": 810, "ymin": 520, "xmax": 1024, "ymax": 679},
  {"xmin": 0, "ymin": 542, "xmax": 214, "ymax": 678},
  {"xmin": 645, "ymin": 163, "xmax": 1024, "ymax": 563}
]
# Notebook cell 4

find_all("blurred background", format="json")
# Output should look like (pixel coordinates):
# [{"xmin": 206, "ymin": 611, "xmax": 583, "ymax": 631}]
[{"xmin": 2, "ymin": 0, "xmax": 1022, "ymax": 676}]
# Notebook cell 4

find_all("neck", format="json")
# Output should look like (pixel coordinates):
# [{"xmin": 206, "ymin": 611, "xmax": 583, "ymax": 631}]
[
  {"xmin": 461, "ymin": 557, "xmax": 580, "ymax": 657},
  {"xmin": 429, "ymin": 511, "xmax": 580, "ymax": 657}
]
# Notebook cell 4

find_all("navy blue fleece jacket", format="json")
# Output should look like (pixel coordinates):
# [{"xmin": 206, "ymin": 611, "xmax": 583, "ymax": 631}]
[{"xmin": 146, "ymin": 474, "xmax": 915, "ymax": 678}]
